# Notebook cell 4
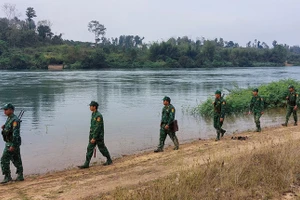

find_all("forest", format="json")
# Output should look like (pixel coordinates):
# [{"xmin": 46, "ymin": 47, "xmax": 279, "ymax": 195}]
[{"xmin": 1, "ymin": 3, "xmax": 300, "ymax": 70}]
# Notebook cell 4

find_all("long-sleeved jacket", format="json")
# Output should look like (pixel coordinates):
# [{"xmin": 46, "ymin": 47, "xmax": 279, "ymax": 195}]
[
  {"xmin": 286, "ymin": 91, "xmax": 299, "ymax": 107},
  {"xmin": 161, "ymin": 104, "xmax": 175, "ymax": 126},
  {"xmin": 2, "ymin": 114, "xmax": 21, "ymax": 147},
  {"xmin": 250, "ymin": 95, "xmax": 264, "ymax": 113},
  {"xmin": 90, "ymin": 111, "xmax": 104, "ymax": 140},
  {"xmin": 213, "ymin": 98, "xmax": 226, "ymax": 118}
]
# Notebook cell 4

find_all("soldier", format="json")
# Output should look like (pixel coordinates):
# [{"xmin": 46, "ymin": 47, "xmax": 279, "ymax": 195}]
[
  {"xmin": 1, "ymin": 103, "xmax": 24, "ymax": 184},
  {"xmin": 154, "ymin": 96, "xmax": 179, "ymax": 152},
  {"xmin": 213, "ymin": 90, "xmax": 226, "ymax": 141},
  {"xmin": 78, "ymin": 101, "xmax": 112, "ymax": 169},
  {"xmin": 282, "ymin": 85, "xmax": 299, "ymax": 126},
  {"xmin": 248, "ymin": 88, "xmax": 264, "ymax": 132}
]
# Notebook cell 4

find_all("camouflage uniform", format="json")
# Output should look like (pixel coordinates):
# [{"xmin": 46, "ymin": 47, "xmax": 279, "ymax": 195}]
[
  {"xmin": 1, "ymin": 104, "xmax": 23, "ymax": 183},
  {"xmin": 249, "ymin": 89, "xmax": 264, "ymax": 132},
  {"xmin": 79, "ymin": 101, "xmax": 112, "ymax": 168},
  {"xmin": 283, "ymin": 87, "xmax": 299, "ymax": 126},
  {"xmin": 155, "ymin": 97, "xmax": 179, "ymax": 152},
  {"xmin": 213, "ymin": 91, "xmax": 226, "ymax": 140}
]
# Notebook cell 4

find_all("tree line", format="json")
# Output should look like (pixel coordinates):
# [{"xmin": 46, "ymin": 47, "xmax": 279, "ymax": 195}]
[{"xmin": 0, "ymin": 3, "xmax": 300, "ymax": 70}]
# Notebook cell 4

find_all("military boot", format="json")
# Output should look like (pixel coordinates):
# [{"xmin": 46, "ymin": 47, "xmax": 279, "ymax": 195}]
[
  {"xmin": 221, "ymin": 129, "xmax": 226, "ymax": 137},
  {"xmin": 77, "ymin": 162, "xmax": 89, "ymax": 169},
  {"xmin": 103, "ymin": 158, "xmax": 113, "ymax": 166},
  {"xmin": 215, "ymin": 132, "xmax": 220, "ymax": 141},
  {"xmin": 154, "ymin": 148, "xmax": 163, "ymax": 153},
  {"xmin": 173, "ymin": 137, "xmax": 179, "ymax": 150},
  {"xmin": 294, "ymin": 122, "xmax": 298, "ymax": 126},
  {"xmin": 1, "ymin": 174, "xmax": 12, "ymax": 184},
  {"xmin": 256, "ymin": 127, "xmax": 261, "ymax": 132},
  {"xmin": 15, "ymin": 173, "xmax": 24, "ymax": 182},
  {"xmin": 282, "ymin": 123, "xmax": 287, "ymax": 127}
]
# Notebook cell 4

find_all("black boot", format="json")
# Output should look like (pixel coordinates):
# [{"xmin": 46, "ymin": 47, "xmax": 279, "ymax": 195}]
[
  {"xmin": 15, "ymin": 173, "xmax": 24, "ymax": 182},
  {"xmin": 294, "ymin": 122, "xmax": 298, "ymax": 126},
  {"xmin": 77, "ymin": 162, "xmax": 89, "ymax": 169},
  {"xmin": 1, "ymin": 174, "xmax": 12, "ymax": 184},
  {"xmin": 282, "ymin": 123, "xmax": 287, "ymax": 127},
  {"xmin": 103, "ymin": 157, "xmax": 113, "ymax": 166},
  {"xmin": 154, "ymin": 148, "xmax": 163, "ymax": 153},
  {"xmin": 221, "ymin": 129, "xmax": 226, "ymax": 137},
  {"xmin": 215, "ymin": 132, "xmax": 220, "ymax": 141}
]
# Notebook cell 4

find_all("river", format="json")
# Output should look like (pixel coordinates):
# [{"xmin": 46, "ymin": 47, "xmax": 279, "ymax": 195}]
[{"xmin": 0, "ymin": 67, "xmax": 299, "ymax": 175}]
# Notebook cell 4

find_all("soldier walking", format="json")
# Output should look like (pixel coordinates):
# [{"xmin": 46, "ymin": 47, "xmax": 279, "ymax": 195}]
[
  {"xmin": 282, "ymin": 85, "xmax": 299, "ymax": 126},
  {"xmin": 154, "ymin": 96, "xmax": 179, "ymax": 152},
  {"xmin": 1, "ymin": 103, "xmax": 24, "ymax": 184},
  {"xmin": 248, "ymin": 88, "xmax": 264, "ymax": 132},
  {"xmin": 78, "ymin": 101, "xmax": 112, "ymax": 169},
  {"xmin": 213, "ymin": 90, "xmax": 226, "ymax": 141}
]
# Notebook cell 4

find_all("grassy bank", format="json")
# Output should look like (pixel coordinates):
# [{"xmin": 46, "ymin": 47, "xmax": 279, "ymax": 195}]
[
  {"xmin": 191, "ymin": 79, "xmax": 300, "ymax": 117},
  {"xmin": 106, "ymin": 138, "xmax": 300, "ymax": 200}
]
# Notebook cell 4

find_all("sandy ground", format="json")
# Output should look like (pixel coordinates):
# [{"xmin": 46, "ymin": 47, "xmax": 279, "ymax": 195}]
[{"xmin": 1, "ymin": 125, "xmax": 300, "ymax": 200}]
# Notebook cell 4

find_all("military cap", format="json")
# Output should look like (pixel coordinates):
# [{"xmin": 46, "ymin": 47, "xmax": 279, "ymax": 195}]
[
  {"xmin": 252, "ymin": 88, "xmax": 258, "ymax": 92},
  {"xmin": 163, "ymin": 96, "xmax": 171, "ymax": 102},
  {"xmin": 215, "ymin": 90, "xmax": 221, "ymax": 95},
  {"xmin": 288, "ymin": 85, "xmax": 294, "ymax": 89},
  {"xmin": 1, "ymin": 103, "xmax": 15, "ymax": 110},
  {"xmin": 89, "ymin": 101, "xmax": 99, "ymax": 107}
]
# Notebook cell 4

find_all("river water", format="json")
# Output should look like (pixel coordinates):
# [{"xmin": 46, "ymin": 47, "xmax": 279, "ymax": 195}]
[{"xmin": 0, "ymin": 67, "xmax": 299, "ymax": 175}]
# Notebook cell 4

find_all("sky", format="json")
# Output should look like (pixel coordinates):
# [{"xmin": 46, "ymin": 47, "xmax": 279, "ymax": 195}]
[{"xmin": 1, "ymin": 0, "xmax": 300, "ymax": 46}]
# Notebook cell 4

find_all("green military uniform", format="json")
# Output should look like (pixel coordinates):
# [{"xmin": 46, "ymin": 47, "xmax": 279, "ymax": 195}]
[
  {"xmin": 79, "ymin": 101, "xmax": 112, "ymax": 169},
  {"xmin": 1, "ymin": 103, "xmax": 24, "ymax": 184},
  {"xmin": 249, "ymin": 88, "xmax": 264, "ymax": 132},
  {"xmin": 155, "ymin": 97, "xmax": 179, "ymax": 152},
  {"xmin": 213, "ymin": 90, "xmax": 226, "ymax": 141},
  {"xmin": 283, "ymin": 85, "xmax": 299, "ymax": 126}
]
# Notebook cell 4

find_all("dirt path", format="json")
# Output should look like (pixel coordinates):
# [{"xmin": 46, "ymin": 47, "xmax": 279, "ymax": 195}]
[{"xmin": 0, "ymin": 125, "xmax": 299, "ymax": 200}]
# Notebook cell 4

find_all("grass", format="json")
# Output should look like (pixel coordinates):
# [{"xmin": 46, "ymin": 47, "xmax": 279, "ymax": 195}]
[
  {"xmin": 190, "ymin": 79, "xmax": 300, "ymax": 117},
  {"xmin": 100, "ymin": 138, "xmax": 300, "ymax": 200}
]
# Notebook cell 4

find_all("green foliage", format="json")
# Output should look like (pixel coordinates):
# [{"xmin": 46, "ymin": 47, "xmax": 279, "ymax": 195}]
[
  {"xmin": 193, "ymin": 79, "xmax": 300, "ymax": 117},
  {"xmin": 0, "ymin": 4, "xmax": 300, "ymax": 70}
]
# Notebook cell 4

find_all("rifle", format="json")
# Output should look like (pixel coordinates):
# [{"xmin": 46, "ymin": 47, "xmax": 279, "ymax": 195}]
[{"xmin": 1, "ymin": 110, "xmax": 25, "ymax": 142}]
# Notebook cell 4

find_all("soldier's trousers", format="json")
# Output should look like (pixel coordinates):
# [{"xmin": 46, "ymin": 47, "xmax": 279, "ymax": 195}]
[
  {"xmin": 213, "ymin": 114, "xmax": 224, "ymax": 139},
  {"xmin": 253, "ymin": 112, "xmax": 262, "ymax": 128},
  {"xmin": 285, "ymin": 106, "xmax": 297, "ymax": 123},
  {"xmin": 1, "ymin": 145, "xmax": 23, "ymax": 175},
  {"xmin": 84, "ymin": 136, "xmax": 111, "ymax": 166},
  {"xmin": 158, "ymin": 127, "xmax": 179, "ymax": 150}
]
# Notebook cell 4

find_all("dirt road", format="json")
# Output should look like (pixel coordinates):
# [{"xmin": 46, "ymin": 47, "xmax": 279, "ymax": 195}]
[{"xmin": 0, "ymin": 125, "xmax": 299, "ymax": 200}]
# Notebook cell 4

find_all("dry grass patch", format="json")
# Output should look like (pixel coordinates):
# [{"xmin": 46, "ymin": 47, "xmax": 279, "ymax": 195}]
[{"xmin": 106, "ymin": 139, "xmax": 300, "ymax": 200}]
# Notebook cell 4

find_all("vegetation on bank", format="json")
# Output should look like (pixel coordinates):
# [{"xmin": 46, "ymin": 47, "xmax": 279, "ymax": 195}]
[
  {"xmin": 1, "ymin": 4, "xmax": 300, "ymax": 70},
  {"xmin": 192, "ymin": 79, "xmax": 300, "ymax": 117},
  {"xmin": 104, "ymin": 139, "xmax": 300, "ymax": 200}
]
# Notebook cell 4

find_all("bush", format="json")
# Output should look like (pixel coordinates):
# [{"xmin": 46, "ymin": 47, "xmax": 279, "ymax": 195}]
[{"xmin": 192, "ymin": 79, "xmax": 300, "ymax": 117}]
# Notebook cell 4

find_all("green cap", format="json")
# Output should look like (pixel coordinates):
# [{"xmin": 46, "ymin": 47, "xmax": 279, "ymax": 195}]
[
  {"xmin": 1, "ymin": 103, "xmax": 15, "ymax": 110},
  {"xmin": 215, "ymin": 90, "xmax": 221, "ymax": 95},
  {"xmin": 163, "ymin": 96, "xmax": 171, "ymax": 102},
  {"xmin": 89, "ymin": 101, "xmax": 99, "ymax": 107},
  {"xmin": 288, "ymin": 85, "xmax": 294, "ymax": 89},
  {"xmin": 253, "ymin": 88, "xmax": 258, "ymax": 92}
]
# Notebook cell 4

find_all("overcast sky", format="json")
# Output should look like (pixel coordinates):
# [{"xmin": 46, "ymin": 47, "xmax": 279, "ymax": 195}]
[{"xmin": 1, "ymin": 0, "xmax": 299, "ymax": 46}]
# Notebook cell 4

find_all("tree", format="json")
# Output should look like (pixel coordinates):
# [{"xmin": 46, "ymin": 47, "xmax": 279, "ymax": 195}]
[
  {"xmin": 37, "ymin": 20, "xmax": 53, "ymax": 39},
  {"xmin": 26, "ymin": 7, "xmax": 36, "ymax": 20},
  {"xmin": 37, "ymin": 20, "xmax": 52, "ymax": 28},
  {"xmin": 26, "ymin": 7, "xmax": 37, "ymax": 30},
  {"xmin": 37, "ymin": 25, "xmax": 52, "ymax": 39},
  {"xmin": 1, "ymin": 3, "xmax": 21, "ymax": 20},
  {"xmin": 88, "ymin": 20, "xmax": 106, "ymax": 44}
]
